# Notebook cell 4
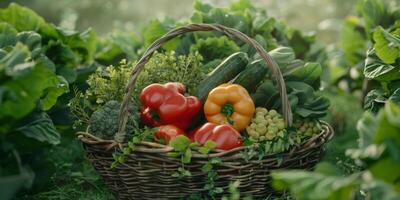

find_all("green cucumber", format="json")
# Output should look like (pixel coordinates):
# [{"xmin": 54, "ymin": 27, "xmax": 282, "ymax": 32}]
[
  {"xmin": 196, "ymin": 52, "xmax": 248, "ymax": 101},
  {"xmin": 232, "ymin": 59, "xmax": 268, "ymax": 93}
]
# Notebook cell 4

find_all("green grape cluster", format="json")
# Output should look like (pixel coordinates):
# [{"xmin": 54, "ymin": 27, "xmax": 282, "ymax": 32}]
[
  {"xmin": 293, "ymin": 118, "xmax": 322, "ymax": 137},
  {"xmin": 246, "ymin": 107, "xmax": 286, "ymax": 142}
]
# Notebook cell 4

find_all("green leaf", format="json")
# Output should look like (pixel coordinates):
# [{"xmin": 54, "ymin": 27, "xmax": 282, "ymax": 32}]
[
  {"xmin": 374, "ymin": 102, "xmax": 400, "ymax": 147},
  {"xmin": 269, "ymin": 46, "xmax": 296, "ymax": 69},
  {"xmin": 272, "ymin": 169, "xmax": 359, "ymax": 200},
  {"xmin": 15, "ymin": 111, "xmax": 60, "ymax": 145},
  {"xmin": 141, "ymin": 19, "xmax": 179, "ymax": 51},
  {"xmin": 95, "ymin": 30, "xmax": 140, "ymax": 63},
  {"xmin": 189, "ymin": 36, "xmax": 240, "ymax": 61},
  {"xmin": 373, "ymin": 26, "xmax": 400, "ymax": 64},
  {"xmin": 362, "ymin": 180, "xmax": 400, "ymax": 200},
  {"xmin": 364, "ymin": 89, "xmax": 388, "ymax": 113},
  {"xmin": 251, "ymin": 80, "xmax": 278, "ymax": 108},
  {"xmin": 16, "ymin": 31, "xmax": 41, "ymax": 53},
  {"xmin": 0, "ymin": 42, "xmax": 34, "ymax": 77},
  {"xmin": 0, "ymin": 22, "xmax": 17, "ymax": 35},
  {"xmin": 384, "ymin": 100, "xmax": 400, "ymax": 128},
  {"xmin": 193, "ymin": 0, "xmax": 212, "ymax": 13},
  {"xmin": 388, "ymin": 89, "xmax": 400, "ymax": 106},
  {"xmin": 286, "ymin": 62, "xmax": 322, "ymax": 89},
  {"xmin": 55, "ymin": 28, "xmax": 97, "ymax": 64},
  {"xmin": 288, "ymin": 30, "xmax": 315, "ymax": 59},
  {"xmin": 361, "ymin": 0, "xmax": 386, "ymax": 33},
  {"xmin": 0, "ymin": 3, "xmax": 46, "ymax": 32},
  {"xmin": 204, "ymin": 140, "xmax": 217, "ymax": 149},
  {"xmin": 201, "ymin": 162, "xmax": 213, "ymax": 173},
  {"xmin": 169, "ymin": 135, "xmax": 191, "ymax": 152},
  {"xmin": 314, "ymin": 162, "xmax": 342, "ymax": 176},
  {"xmin": 369, "ymin": 158, "xmax": 400, "ymax": 184},
  {"xmin": 56, "ymin": 67, "xmax": 77, "ymax": 83},
  {"xmin": 340, "ymin": 16, "xmax": 366, "ymax": 65},
  {"xmin": 364, "ymin": 49, "xmax": 400, "ymax": 81},
  {"xmin": 0, "ymin": 43, "xmax": 59, "ymax": 118},
  {"xmin": 182, "ymin": 148, "xmax": 192, "ymax": 164},
  {"xmin": 357, "ymin": 111, "xmax": 377, "ymax": 148},
  {"xmin": 199, "ymin": 141, "xmax": 217, "ymax": 155},
  {"xmin": 40, "ymin": 76, "xmax": 69, "ymax": 110},
  {"xmin": 230, "ymin": 0, "xmax": 253, "ymax": 11},
  {"xmin": 44, "ymin": 40, "xmax": 78, "ymax": 68},
  {"xmin": 0, "ymin": 22, "xmax": 17, "ymax": 48}
]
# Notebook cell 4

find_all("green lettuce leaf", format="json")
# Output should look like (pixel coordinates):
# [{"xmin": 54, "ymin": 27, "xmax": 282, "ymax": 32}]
[
  {"xmin": 0, "ymin": 3, "xmax": 46, "ymax": 32},
  {"xmin": 340, "ymin": 17, "xmax": 366, "ymax": 65},
  {"xmin": 0, "ymin": 43, "xmax": 59, "ymax": 118},
  {"xmin": 373, "ymin": 26, "xmax": 400, "ymax": 64},
  {"xmin": 15, "ymin": 111, "xmax": 60, "ymax": 145},
  {"xmin": 364, "ymin": 48, "xmax": 400, "ymax": 81}
]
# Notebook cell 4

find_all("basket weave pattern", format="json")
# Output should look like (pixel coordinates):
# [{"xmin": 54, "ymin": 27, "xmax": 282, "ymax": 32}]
[{"xmin": 77, "ymin": 23, "xmax": 334, "ymax": 199}]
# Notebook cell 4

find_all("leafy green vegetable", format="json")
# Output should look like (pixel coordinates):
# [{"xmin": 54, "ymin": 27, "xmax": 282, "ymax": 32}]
[
  {"xmin": 286, "ymin": 62, "xmax": 322, "ymax": 89},
  {"xmin": 141, "ymin": 18, "xmax": 180, "ymax": 51},
  {"xmin": 0, "ymin": 43, "xmax": 60, "ymax": 119},
  {"xmin": 15, "ymin": 110, "xmax": 60, "ymax": 145},
  {"xmin": 340, "ymin": 17, "xmax": 367, "ymax": 65},
  {"xmin": 88, "ymin": 100, "xmax": 138, "ymax": 140},
  {"xmin": 252, "ymin": 80, "xmax": 329, "ymax": 119},
  {"xmin": 268, "ymin": 46, "xmax": 296, "ymax": 68},
  {"xmin": 364, "ymin": 89, "xmax": 400, "ymax": 113},
  {"xmin": 373, "ymin": 26, "xmax": 400, "ymax": 64},
  {"xmin": 189, "ymin": 36, "xmax": 240, "ymax": 61},
  {"xmin": 95, "ymin": 30, "xmax": 141, "ymax": 64},
  {"xmin": 0, "ymin": 3, "xmax": 46, "ymax": 32},
  {"xmin": 360, "ymin": 0, "xmax": 387, "ymax": 34},
  {"xmin": 364, "ymin": 48, "xmax": 400, "ymax": 82}
]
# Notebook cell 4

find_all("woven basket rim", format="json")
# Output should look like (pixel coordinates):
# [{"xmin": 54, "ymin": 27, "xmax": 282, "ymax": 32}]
[{"xmin": 77, "ymin": 121, "xmax": 333, "ymax": 159}]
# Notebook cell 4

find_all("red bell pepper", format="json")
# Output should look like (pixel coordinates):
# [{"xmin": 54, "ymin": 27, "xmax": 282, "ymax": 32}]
[
  {"xmin": 139, "ymin": 82, "xmax": 201, "ymax": 130},
  {"xmin": 193, "ymin": 123, "xmax": 243, "ymax": 150},
  {"xmin": 155, "ymin": 125, "xmax": 185, "ymax": 144}
]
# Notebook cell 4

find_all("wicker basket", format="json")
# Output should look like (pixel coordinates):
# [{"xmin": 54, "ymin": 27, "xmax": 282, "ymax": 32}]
[{"xmin": 77, "ymin": 23, "xmax": 334, "ymax": 200}]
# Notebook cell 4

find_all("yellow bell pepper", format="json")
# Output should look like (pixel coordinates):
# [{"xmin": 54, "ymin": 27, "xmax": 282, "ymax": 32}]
[{"xmin": 204, "ymin": 84, "xmax": 255, "ymax": 131}]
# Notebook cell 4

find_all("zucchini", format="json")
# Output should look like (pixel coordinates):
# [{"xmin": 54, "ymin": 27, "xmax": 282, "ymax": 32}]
[
  {"xmin": 232, "ymin": 59, "xmax": 268, "ymax": 93},
  {"xmin": 196, "ymin": 52, "xmax": 248, "ymax": 101}
]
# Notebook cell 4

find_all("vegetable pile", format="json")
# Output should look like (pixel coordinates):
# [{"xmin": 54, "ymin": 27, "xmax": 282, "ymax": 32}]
[{"xmin": 76, "ymin": 0, "xmax": 330, "ymax": 157}]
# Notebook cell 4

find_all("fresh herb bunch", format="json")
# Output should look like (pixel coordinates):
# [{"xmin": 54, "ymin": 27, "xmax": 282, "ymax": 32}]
[
  {"xmin": 86, "ymin": 59, "xmax": 132, "ymax": 105},
  {"xmin": 135, "ymin": 51, "xmax": 205, "ymax": 96}
]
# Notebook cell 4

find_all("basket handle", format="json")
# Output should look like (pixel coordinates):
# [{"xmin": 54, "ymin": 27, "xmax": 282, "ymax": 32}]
[{"xmin": 116, "ymin": 23, "xmax": 293, "ymax": 142}]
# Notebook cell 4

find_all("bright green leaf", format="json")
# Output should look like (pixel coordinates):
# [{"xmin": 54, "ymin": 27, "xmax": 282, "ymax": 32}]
[{"xmin": 373, "ymin": 26, "xmax": 400, "ymax": 64}]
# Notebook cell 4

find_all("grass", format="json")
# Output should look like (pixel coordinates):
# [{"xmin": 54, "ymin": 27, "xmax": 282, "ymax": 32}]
[{"xmin": 14, "ymin": 138, "xmax": 114, "ymax": 200}]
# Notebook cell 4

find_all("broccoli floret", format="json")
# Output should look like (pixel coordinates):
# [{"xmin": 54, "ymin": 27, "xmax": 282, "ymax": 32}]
[{"xmin": 88, "ymin": 100, "xmax": 138, "ymax": 140}]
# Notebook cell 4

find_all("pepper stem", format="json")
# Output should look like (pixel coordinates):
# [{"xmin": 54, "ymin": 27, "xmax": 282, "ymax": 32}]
[{"xmin": 221, "ymin": 103, "xmax": 234, "ymax": 120}]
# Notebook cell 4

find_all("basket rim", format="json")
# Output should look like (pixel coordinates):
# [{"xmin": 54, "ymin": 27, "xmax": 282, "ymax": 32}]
[{"xmin": 77, "ymin": 121, "xmax": 333, "ymax": 158}]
